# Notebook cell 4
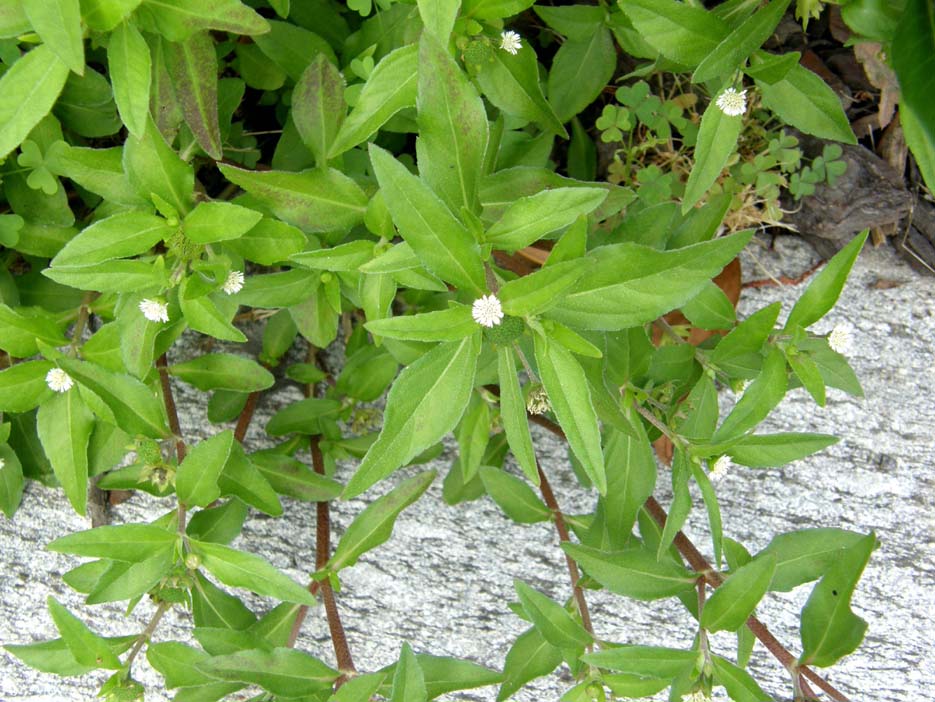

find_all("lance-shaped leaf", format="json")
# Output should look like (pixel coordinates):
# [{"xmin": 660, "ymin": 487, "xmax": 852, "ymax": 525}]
[
  {"xmin": 4, "ymin": 634, "xmax": 136, "ymax": 677},
  {"xmin": 0, "ymin": 444, "xmax": 25, "ymax": 519},
  {"xmin": 227, "ymin": 218, "xmax": 306, "ymax": 265},
  {"xmin": 37, "ymin": 390, "xmax": 95, "ymax": 516},
  {"xmin": 191, "ymin": 570, "xmax": 257, "ymax": 630},
  {"xmin": 563, "ymin": 543, "xmax": 697, "ymax": 600},
  {"xmin": 176, "ymin": 430, "xmax": 235, "ymax": 508},
  {"xmin": 377, "ymin": 654, "xmax": 501, "ymax": 699},
  {"xmin": 758, "ymin": 528, "xmax": 867, "ymax": 593},
  {"xmin": 329, "ymin": 44, "xmax": 418, "ymax": 157},
  {"xmin": 109, "ymin": 20, "xmax": 152, "ymax": 137},
  {"xmin": 218, "ymin": 163, "xmax": 367, "ymax": 234},
  {"xmin": 0, "ymin": 44, "xmax": 70, "ymax": 160},
  {"xmin": 123, "ymin": 115, "xmax": 195, "ymax": 215},
  {"xmin": 369, "ymin": 145, "xmax": 486, "ymax": 294},
  {"xmin": 44, "ymin": 142, "xmax": 144, "ymax": 207},
  {"xmin": 547, "ymin": 232, "xmax": 751, "ymax": 330},
  {"xmin": 196, "ymin": 647, "xmax": 338, "ymax": 697},
  {"xmin": 82, "ymin": 0, "xmax": 142, "ymax": 32},
  {"xmin": 264, "ymin": 397, "xmax": 342, "ymax": 436},
  {"xmin": 514, "ymin": 580, "xmax": 592, "ymax": 649},
  {"xmin": 0, "ymin": 360, "xmax": 54, "ymax": 413},
  {"xmin": 47, "ymin": 597, "xmax": 122, "ymax": 670},
  {"xmin": 52, "ymin": 211, "xmax": 172, "ymax": 266},
  {"xmin": 619, "ymin": 0, "xmax": 728, "ymax": 67},
  {"xmin": 582, "ymin": 646, "xmax": 696, "ymax": 678},
  {"xmin": 728, "ymin": 432, "xmax": 838, "ymax": 467},
  {"xmin": 711, "ymin": 655, "xmax": 772, "ymax": 701},
  {"xmin": 603, "ymin": 423, "xmax": 656, "ymax": 549},
  {"xmin": 24, "ymin": 0, "xmax": 84, "ymax": 74},
  {"xmin": 713, "ymin": 348, "xmax": 787, "ymax": 443},
  {"xmin": 180, "ymin": 290, "xmax": 247, "ymax": 343},
  {"xmin": 147, "ymin": 642, "xmax": 215, "ymax": 689},
  {"xmin": 499, "ymin": 260, "xmax": 589, "ymax": 317},
  {"xmin": 693, "ymin": 0, "xmax": 791, "ymax": 82},
  {"xmin": 0, "ymin": 304, "xmax": 68, "ymax": 357},
  {"xmin": 47, "ymin": 523, "xmax": 178, "ymax": 562},
  {"xmin": 366, "ymin": 305, "xmax": 477, "ymax": 343},
  {"xmin": 417, "ymin": 32, "xmax": 488, "ymax": 215},
  {"xmin": 168, "ymin": 31, "xmax": 222, "ymax": 159},
  {"xmin": 534, "ymin": 333, "xmax": 606, "ymax": 494},
  {"xmin": 190, "ymin": 539, "xmax": 317, "ymax": 605},
  {"xmin": 252, "ymin": 453, "xmax": 342, "ymax": 503},
  {"xmin": 329, "ymin": 470, "xmax": 435, "ymax": 572},
  {"xmin": 390, "ymin": 642, "xmax": 427, "ymax": 702},
  {"xmin": 44, "ymin": 259, "xmax": 168, "ymax": 293},
  {"xmin": 134, "ymin": 0, "xmax": 269, "ymax": 42},
  {"xmin": 86, "ymin": 551, "xmax": 174, "ymax": 604},
  {"xmin": 479, "ymin": 467, "xmax": 549, "ymax": 524},
  {"xmin": 56, "ymin": 357, "xmax": 170, "ymax": 438},
  {"xmin": 785, "ymin": 230, "xmax": 868, "ymax": 330},
  {"xmin": 547, "ymin": 26, "xmax": 616, "ymax": 124},
  {"xmin": 683, "ymin": 98, "xmax": 744, "ymax": 213},
  {"xmin": 293, "ymin": 55, "xmax": 346, "ymax": 167},
  {"xmin": 799, "ymin": 533, "xmax": 875, "ymax": 667},
  {"xmin": 474, "ymin": 43, "xmax": 566, "ymax": 138},
  {"xmin": 182, "ymin": 201, "xmax": 263, "ymax": 243},
  {"xmin": 497, "ymin": 627, "xmax": 562, "ymax": 702},
  {"xmin": 485, "ymin": 188, "xmax": 606, "ymax": 253},
  {"xmin": 169, "ymin": 353, "xmax": 274, "ymax": 392},
  {"xmin": 701, "ymin": 555, "xmax": 776, "ymax": 632},
  {"xmin": 291, "ymin": 240, "xmax": 374, "ymax": 272},
  {"xmin": 496, "ymin": 347, "xmax": 538, "ymax": 483}
]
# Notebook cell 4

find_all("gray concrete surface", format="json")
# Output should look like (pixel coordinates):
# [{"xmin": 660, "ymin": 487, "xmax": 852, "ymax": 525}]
[{"xmin": 1, "ymin": 235, "xmax": 933, "ymax": 702}]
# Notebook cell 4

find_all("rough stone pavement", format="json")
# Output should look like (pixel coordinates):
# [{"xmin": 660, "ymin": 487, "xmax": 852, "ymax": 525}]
[{"xmin": 1, "ymin": 236, "xmax": 933, "ymax": 702}]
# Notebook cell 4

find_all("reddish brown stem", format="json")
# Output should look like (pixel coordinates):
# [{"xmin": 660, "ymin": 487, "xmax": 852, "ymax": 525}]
[
  {"xmin": 530, "ymin": 412, "xmax": 849, "ymax": 702},
  {"xmin": 233, "ymin": 389, "xmax": 261, "ymax": 443},
  {"xmin": 536, "ymin": 462, "xmax": 594, "ymax": 637},
  {"xmin": 156, "ymin": 354, "xmax": 188, "ymax": 532}
]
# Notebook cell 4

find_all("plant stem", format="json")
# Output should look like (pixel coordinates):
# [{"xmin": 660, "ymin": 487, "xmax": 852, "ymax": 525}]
[
  {"xmin": 234, "ymin": 389, "xmax": 261, "ymax": 443},
  {"xmin": 530, "ymin": 411, "xmax": 849, "ymax": 702},
  {"xmin": 156, "ymin": 354, "xmax": 187, "ymax": 534},
  {"xmin": 124, "ymin": 600, "xmax": 170, "ymax": 674},
  {"xmin": 536, "ymin": 461, "xmax": 594, "ymax": 639}
]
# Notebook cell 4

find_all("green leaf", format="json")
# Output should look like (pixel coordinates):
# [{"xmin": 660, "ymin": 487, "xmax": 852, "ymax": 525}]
[
  {"xmin": 170, "ymin": 353, "xmax": 274, "ymax": 392},
  {"xmin": 0, "ymin": 304, "xmax": 69, "ymax": 356},
  {"xmin": 25, "ymin": 0, "xmax": 84, "ymax": 74},
  {"xmin": 463, "ymin": 0, "xmax": 534, "ymax": 20},
  {"xmin": 657, "ymin": 451, "xmax": 692, "ymax": 560},
  {"xmin": 759, "ymin": 527, "xmax": 866, "ymax": 592},
  {"xmin": 417, "ymin": 32, "xmax": 488, "ymax": 215},
  {"xmin": 390, "ymin": 642, "xmax": 427, "ymax": 702},
  {"xmin": 710, "ymin": 655, "xmax": 772, "ymax": 702},
  {"xmin": 756, "ymin": 64, "xmax": 856, "ymax": 143},
  {"xmin": 0, "ymin": 45, "xmax": 70, "ymax": 160},
  {"xmin": 890, "ymin": 0, "xmax": 935, "ymax": 176},
  {"xmin": 47, "ymin": 597, "xmax": 122, "ymax": 670},
  {"xmin": 602, "ymin": 422, "xmax": 656, "ymax": 549},
  {"xmin": 485, "ymin": 188, "xmax": 607, "ymax": 252},
  {"xmin": 183, "ymin": 201, "xmax": 263, "ymax": 243},
  {"xmin": 37, "ymin": 390, "xmax": 94, "ymax": 515},
  {"xmin": 253, "ymin": 20, "xmax": 335, "ymax": 82},
  {"xmin": 713, "ymin": 348, "xmax": 787, "ymax": 443},
  {"xmin": 291, "ymin": 240, "xmax": 375, "ymax": 271},
  {"xmin": 81, "ymin": 0, "xmax": 143, "ymax": 32},
  {"xmin": 514, "ymin": 580, "xmax": 592, "ymax": 649},
  {"xmin": 148, "ymin": 642, "xmax": 215, "ymax": 689},
  {"xmin": 582, "ymin": 646, "xmax": 695, "ymax": 678},
  {"xmin": 710, "ymin": 302, "xmax": 780, "ymax": 368},
  {"xmin": 496, "ymin": 347, "xmax": 538, "ymax": 483},
  {"xmin": 264, "ymin": 397, "xmax": 342, "ymax": 436},
  {"xmin": 56, "ymin": 357, "xmax": 170, "ymax": 438},
  {"xmin": 366, "ymin": 305, "xmax": 477, "ymax": 342},
  {"xmin": 563, "ymin": 543, "xmax": 697, "ymax": 600},
  {"xmin": 329, "ymin": 470, "xmax": 435, "ymax": 572},
  {"xmin": 191, "ymin": 571, "xmax": 256, "ymax": 630},
  {"xmin": 332, "ymin": 673, "xmax": 387, "ymax": 702},
  {"xmin": 682, "ymin": 97, "xmax": 744, "ymax": 212},
  {"xmin": 52, "ymin": 211, "xmax": 172, "ymax": 266},
  {"xmin": 45, "ymin": 142, "xmax": 144, "ymax": 207},
  {"xmin": 369, "ymin": 145, "xmax": 486, "ymax": 294},
  {"xmin": 109, "ymin": 21, "xmax": 152, "ymax": 137},
  {"xmin": 0, "ymin": 360, "xmax": 54, "ymax": 412},
  {"xmin": 191, "ymin": 539, "xmax": 317, "ymax": 605},
  {"xmin": 329, "ymin": 44, "xmax": 418, "ymax": 157},
  {"xmin": 534, "ymin": 333, "xmax": 606, "ymax": 494},
  {"xmin": 0, "ymin": 444, "xmax": 25, "ymax": 518},
  {"xmin": 536, "ymin": 5, "xmax": 606, "ymax": 41},
  {"xmin": 4, "ymin": 635, "xmax": 135, "ymax": 677},
  {"xmin": 701, "ymin": 555, "xmax": 776, "ymax": 632},
  {"xmin": 251, "ymin": 452, "xmax": 342, "ymax": 502},
  {"xmin": 134, "ymin": 0, "xmax": 269, "ymax": 42},
  {"xmin": 474, "ymin": 42, "xmax": 566, "ymax": 137},
  {"xmin": 86, "ymin": 551, "xmax": 174, "ymax": 604},
  {"xmin": 499, "ymin": 261, "xmax": 589, "ymax": 317},
  {"xmin": 44, "ymin": 259, "xmax": 168, "ymax": 293},
  {"xmin": 176, "ymin": 430, "xmax": 235, "ymax": 508},
  {"xmin": 218, "ymin": 444, "xmax": 282, "ymax": 516},
  {"xmin": 620, "ymin": 0, "xmax": 729, "ymax": 67},
  {"xmin": 799, "ymin": 533, "xmax": 875, "ymax": 667},
  {"xmin": 187, "ymin": 499, "xmax": 249, "ymax": 545},
  {"xmin": 123, "ymin": 115, "xmax": 195, "ymax": 215},
  {"xmin": 456, "ymin": 392, "xmax": 490, "ymax": 482},
  {"xmin": 218, "ymin": 163, "xmax": 367, "ymax": 234},
  {"xmin": 479, "ymin": 466, "xmax": 549, "ymax": 524},
  {"xmin": 168, "ymin": 31, "xmax": 222, "ymax": 159},
  {"xmin": 293, "ymin": 54, "xmax": 346, "ymax": 167},
  {"xmin": 785, "ymin": 230, "xmax": 868, "ymax": 330},
  {"xmin": 497, "ymin": 627, "xmax": 562, "ymax": 702},
  {"xmin": 901, "ymin": 99, "xmax": 935, "ymax": 195},
  {"xmin": 547, "ymin": 27, "xmax": 616, "ymax": 124},
  {"xmin": 693, "ymin": 0, "xmax": 791, "ymax": 82},
  {"xmin": 548, "ymin": 232, "xmax": 751, "ymax": 330},
  {"xmin": 226, "ymin": 218, "xmax": 307, "ymax": 266},
  {"xmin": 48, "ymin": 523, "xmax": 176, "ymax": 563},
  {"xmin": 787, "ymin": 351, "xmax": 826, "ymax": 406},
  {"xmin": 681, "ymin": 279, "xmax": 737, "ymax": 330},
  {"xmin": 196, "ymin": 647, "xmax": 338, "ymax": 696},
  {"xmin": 180, "ymin": 287, "xmax": 247, "ymax": 343}
]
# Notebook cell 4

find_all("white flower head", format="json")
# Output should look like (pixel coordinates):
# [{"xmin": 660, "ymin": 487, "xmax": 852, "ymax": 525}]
[
  {"xmin": 682, "ymin": 692, "xmax": 712, "ymax": 702},
  {"xmin": 715, "ymin": 87, "xmax": 747, "ymax": 117},
  {"xmin": 472, "ymin": 293, "xmax": 504, "ymax": 328},
  {"xmin": 499, "ymin": 30, "xmax": 522, "ymax": 55},
  {"xmin": 827, "ymin": 324, "xmax": 852, "ymax": 354},
  {"xmin": 139, "ymin": 298, "xmax": 169, "ymax": 323},
  {"xmin": 709, "ymin": 455, "xmax": 731, "ymax": 481},
  {"xmin": 0, "ymin": 457, "xmax": 5, "ymax": 471},
  {"xmin": 222, "ymin": 270, "xmax": 245, "ymax": 295},
  {"xmin": 46, "ymin": 367, "xmax": 74, "ymax": 393}
]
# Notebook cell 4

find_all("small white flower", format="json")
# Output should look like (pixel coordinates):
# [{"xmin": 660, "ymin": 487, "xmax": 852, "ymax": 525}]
[
  {"xmin": 526, "ymin": 385, "xmax": 551, "ymax": 415},
  {"xmin": 46, "ymin": 367, "xmax": 74, "ymax": 393},
  {"xmin": 682, "ymin": 692, "xmax": 711, "ymax": 702},
  {"xmin": 139, "ymin": 298, "xmax": 169, "ymax": 323},
  {"xmin": 715, "ymin": 87, "xmax": 747, "ymax": 117},
  {"xmin": 0, "ymin": 457, "xmax": 5, "ymax": 471},
  {"xmin": 827, "ymin": 325, "xmax": 852, "ymax": 354},
  {"xmin": 472, "ymin": 293, "xmax": 504, "ymax": 328},
  {"xmin": 709, "ymin": 455, "xmax": 731, "ymax": 481},
  {"xmin": 222, "ymin": 270, "xmax": 245, "ymax": 295},
  {"xmin": 499, "ymin": 30, "xmax": 522, "ymax": 55}
]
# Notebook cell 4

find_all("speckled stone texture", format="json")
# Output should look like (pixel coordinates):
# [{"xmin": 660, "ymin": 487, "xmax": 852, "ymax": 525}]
[{"xmin": 1, "ymin": 236, "xmax": 933, "ymax": 702}]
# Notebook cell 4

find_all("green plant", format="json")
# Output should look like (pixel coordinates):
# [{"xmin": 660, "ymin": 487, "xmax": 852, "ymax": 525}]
[{"xmin": 0, "ymin": 1, "xmax": 883, "ymax": 701}]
